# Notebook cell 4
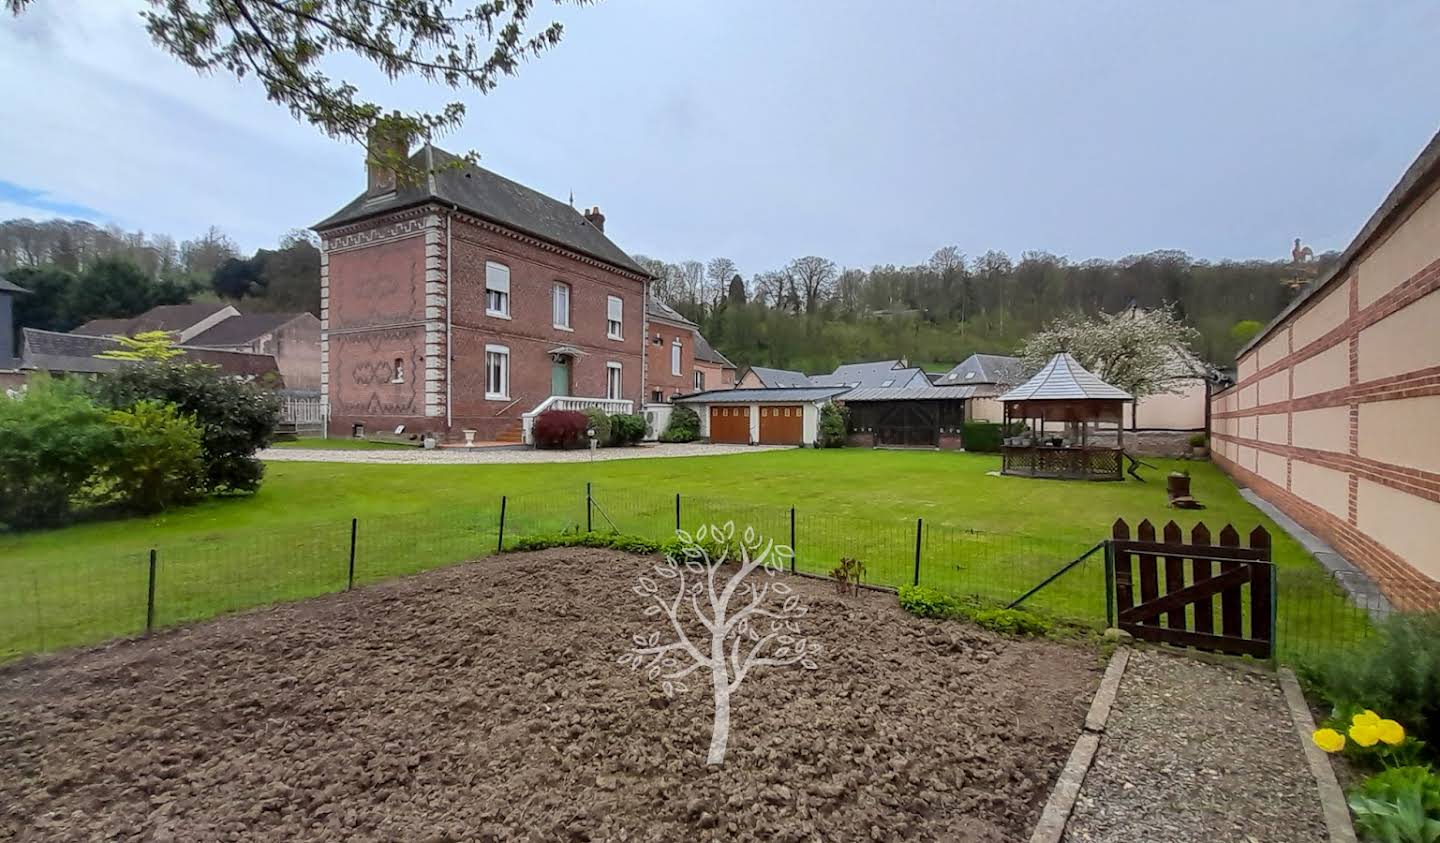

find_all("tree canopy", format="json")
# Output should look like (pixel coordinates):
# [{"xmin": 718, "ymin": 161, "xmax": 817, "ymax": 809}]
[
  {"xmin": 6, "ymin": 0, "xmax": 580, "ymax": 178},
  {"xmin": 1018, "ymin": 306, "xmax": 1203, "ymax": 401}
]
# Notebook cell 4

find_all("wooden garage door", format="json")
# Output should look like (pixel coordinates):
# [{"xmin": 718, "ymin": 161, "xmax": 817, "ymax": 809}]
[
  {"xmin": 759, "ymin": 405, "xmax": 803, "ymax": 444},
  {"xmin": 709, "ymin": 406, "xmax": 750, "ymax": 444}
]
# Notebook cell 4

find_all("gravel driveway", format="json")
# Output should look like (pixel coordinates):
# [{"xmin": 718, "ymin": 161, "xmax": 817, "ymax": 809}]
[
  {"xmin": 260, "ymin": 443, "xmax": 791, "ymax": 464},
  {"xmin": 1063, "ymin": 650, "xmax": 1328, "ymax": 843}
]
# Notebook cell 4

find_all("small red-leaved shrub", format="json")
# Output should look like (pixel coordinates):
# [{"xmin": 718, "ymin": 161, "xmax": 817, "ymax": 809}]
[{"xmin": 533, "ymin": 409, "xmax": 588, "ymax": 449}]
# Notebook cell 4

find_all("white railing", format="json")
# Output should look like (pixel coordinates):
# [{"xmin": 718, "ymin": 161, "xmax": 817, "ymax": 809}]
[
  {"xmin": 280, "ymin": 393, "xmax": 326, "ymax": 432},
  {"xmin": 521, "ymin": 395, "xmax": 635, "ymax": 445}
]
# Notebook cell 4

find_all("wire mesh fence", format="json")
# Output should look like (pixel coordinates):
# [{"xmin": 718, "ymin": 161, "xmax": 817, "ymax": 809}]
[{"xmin": 0, "ymin": 482, "xmax": 1414, "ymax": 665}]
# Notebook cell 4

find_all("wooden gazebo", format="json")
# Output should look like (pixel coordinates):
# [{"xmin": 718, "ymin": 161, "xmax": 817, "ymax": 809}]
[{"xmin": 999, "ymin": 353, "xmax": 1133, "ymax": 481}]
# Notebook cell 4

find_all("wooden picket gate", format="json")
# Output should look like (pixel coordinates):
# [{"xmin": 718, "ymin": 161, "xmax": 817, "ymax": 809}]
[{"xmin": 1108, "ymin": 518, "xmax": 1275, "ymax": 659}]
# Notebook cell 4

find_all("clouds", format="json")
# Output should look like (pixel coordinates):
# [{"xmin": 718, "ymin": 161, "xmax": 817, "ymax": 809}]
[{"xmin": 2, "ymin": 0, "xmax": 1438, "ymax": 271}]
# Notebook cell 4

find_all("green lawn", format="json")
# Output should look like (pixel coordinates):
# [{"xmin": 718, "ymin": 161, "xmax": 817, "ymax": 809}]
[
  {"xmin": 270, "ymin": 437, "xmax": 415, "ymax": 450},
  {"xmin": 0, "ymin": 449, "xmax": 1367, "ymax": 662}
]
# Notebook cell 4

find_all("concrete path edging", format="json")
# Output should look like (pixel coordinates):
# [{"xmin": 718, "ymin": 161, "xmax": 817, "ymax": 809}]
[
  {"xmin": 1029, "ymin": 648, "xmax": 1130, "ymax": 843},
  {"xmin": 1279, "ymin": 667, "xmax": 1358, "ymax": 843}
]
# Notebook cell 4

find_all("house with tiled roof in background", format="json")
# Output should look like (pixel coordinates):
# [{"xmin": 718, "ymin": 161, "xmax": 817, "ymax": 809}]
[
  {"xmin": 692, "ymin": 333, "xmax": 736, "ymax": 392},
  {"xmin": 0, "ymin": 273, "xmax": 29, "ymax": 390},
  {"xmin": 737, "ymin": 365, "xmax": 812, "ymax": 389},
  {"xmin": 313, "ymin": 127, "xmax": 653, "ymax": 444},
  {"xmin": 933, "ymin": 353, "xmax": 1026, "ymax": 422},
  {"xmin": 68, "ymin": 301, "xmax": 319, "ymax": 390},
  {"xmin": 187, "ymin": 312, "xmax": 321, "ymax": 390},
  {"xmin": 809, "ymin": 359, "xmax": 930, "ymax": 390},
  {"xmin": 72, "ymin": 303, "xmax": 240, "ymax": 343},
  {"xmin": 644, "ymin": 298, "xmax": 698, "ymax": 403}
]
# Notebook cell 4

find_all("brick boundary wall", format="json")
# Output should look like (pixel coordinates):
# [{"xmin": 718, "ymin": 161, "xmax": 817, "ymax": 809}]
[{"xmin": 1210, "ymin": 250, "xmax": 1440, "ymax": 609}]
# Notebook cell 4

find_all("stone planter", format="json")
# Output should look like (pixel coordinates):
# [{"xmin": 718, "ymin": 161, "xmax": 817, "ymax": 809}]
[{"xmin": 1191, "ymin": 446, "xmax": 1209, "ymax": 460}]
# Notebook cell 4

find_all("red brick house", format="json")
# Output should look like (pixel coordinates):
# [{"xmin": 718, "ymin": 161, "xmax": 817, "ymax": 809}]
[
  {"xmin": 644, "ymin": 299, "xmax": 697, "ymax": 403},
  {"xmin": 313, "ymin": 142, "xmax": 652, "ymax": 443}
]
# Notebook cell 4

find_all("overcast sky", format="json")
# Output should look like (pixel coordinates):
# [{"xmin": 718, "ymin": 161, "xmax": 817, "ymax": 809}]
[{"xmin": 2, "ymin": 1, "xmax": 1438, "ymax": 274}]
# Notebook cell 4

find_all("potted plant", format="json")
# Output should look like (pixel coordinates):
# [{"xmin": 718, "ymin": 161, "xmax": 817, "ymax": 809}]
[
  {"xmin": 1188, "ymin": 433, "xmax": 1208, "ymax": 459},
  {"xmin": 1167, "ymin": 468, "xmax": 1191, "ymax": 500}
]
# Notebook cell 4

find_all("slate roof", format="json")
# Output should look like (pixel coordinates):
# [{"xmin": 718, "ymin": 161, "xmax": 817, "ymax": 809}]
[
  {"xmin": 840, "ymin": 385, "xmax": 978, "ymax": 402},
  {"xmin": 71, "ymin": 303, "xmax": 233, "ymax": 337},
  {"xmin": 999, "ymin": 353, "xmax": 1132, "ymax": 402},
  {"xmin": 693, "ymin": 333, "xmax": 735, "ymax": 368},
  {"xmin": 646, "ymin": 298, "xmax": 697, "ymax": 328},
  {"xmin": 675, "ymin": 386, "xmax": 851, "ymax": 404},
  {"xmin": 20, "ymin": 328, "xmax": 282, "ymax": 380},
  {"xmin": 189, "ymin": 313, "xmax": 311, "ymax": 347},
  {"xmin": 935, "ymin": 353, "xmax": 1025, "ymax": 387},
  {"xmin": 744, "ymin": 366, "xmax": 814, "ymax": 388},
  {"xmin": 810, "ymin": 360, "xmax": 929, "ymax": 389},
  {"xmin": 0, "ymin": 273, "xmax": 30, "ymax": 294},
  {"xmin": 314, "ymin": 145, "xmax": 648, "ymax": 276}
]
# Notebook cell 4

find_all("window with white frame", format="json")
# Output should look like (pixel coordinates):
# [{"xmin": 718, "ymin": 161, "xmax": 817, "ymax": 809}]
[
  {"xmin": 606, "ymin": 362, "xmax": 623, "ymax": 400},
  {"xmin": 552, "ymin": 282, "xmax": 570, "ymax": 329},
  {"xmin": 607, "ymin": 295, "xmax": 623, "ymax": 339},
  {"xmin": 485, "ymin": 345, "xmax": 509, "ymax": 399},
  {"xmin": 485, "ymin": 261, "xmax": 510, "ymax": 318},
  {"xmin": 392, "ymin": 357, "xmax": 405, "ymax": 383},
  {"xmin": 671, "ymin": 339, "xmax": 682, "ymax": 376},
  {"xmin": 694, "ymin": 370, "xmax": 705, "ymax": 391}
]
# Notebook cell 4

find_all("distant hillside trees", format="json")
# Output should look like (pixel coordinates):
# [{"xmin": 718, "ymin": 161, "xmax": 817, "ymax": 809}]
[{"xmin": 639, "ymin": 246, "xmax": 1338, "ymax": 372}]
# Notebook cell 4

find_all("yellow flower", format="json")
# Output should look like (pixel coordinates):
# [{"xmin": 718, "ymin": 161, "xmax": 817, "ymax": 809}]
[
  {"xmin": 1376, "ymin": 719, "xmax": 1406, "ymax": 746},
  {"xmin": 1312, "ymin": 728, "xmax": 1346, "ymax": 753},
  {"xmin": 1352, "ymin": 710, "xmax": 1382, "ymax": 729},
  {"xmin": 1349, "ymin": 722, "xmax": 1380, "ymax": 748}
]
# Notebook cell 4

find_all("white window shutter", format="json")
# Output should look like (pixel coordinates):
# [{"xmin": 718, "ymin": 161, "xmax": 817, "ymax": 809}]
[
  {"xmin": 487, "ymin": 262, "xmax": 510, "ymax": 293},
  {"xmin": 608, "ymin": 296, "xmax": 622, "ymax": 322}
]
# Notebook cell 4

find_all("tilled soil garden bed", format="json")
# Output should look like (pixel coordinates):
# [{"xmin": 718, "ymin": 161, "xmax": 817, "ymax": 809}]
[{"xmin": 1, "ymin": 548, "xmax": 1099, "ymax": 842}]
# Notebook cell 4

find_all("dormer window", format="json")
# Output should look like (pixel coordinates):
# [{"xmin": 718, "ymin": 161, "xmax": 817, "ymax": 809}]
[
  {"xmin": 881, "ymin": 379, "xmax": 894, "ymax": 387},
  {"xmin": 965, "ymin": 372, "xmax": 976, "ymax": 380}
]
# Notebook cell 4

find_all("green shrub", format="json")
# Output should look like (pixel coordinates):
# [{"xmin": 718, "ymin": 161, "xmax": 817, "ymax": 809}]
[
  {"xmin": 582, "ymin": 407, "xmax": 612, "ymax": 446},
  {"xmin": 969, "ymin": 607, "xmax": 1052, "ymax": 637},
  {"xmin": 507, "ymin": 531, "xmax": 661, "ymax": 554},
  {"xmin": 1349, "ymin": 766, "xmax": 1440, "ymax": 843},
  {"xmin": 0, "ymin": 375, "xmax": 116, "ymax": 529},
  {"xmin": 897, "ymin": 585, "xmax": 969, "ymax": 619},
  {"xmin": 818, "ymin": 401, "xmax": 848, "ymax": 448},
  {"xmin": 660, "ymin": 405, "xmax": 701, "ymax": 443},
  {"xmin": 1353, "ymin": 766, "xmax": 1440, "ymax": 815},
  {"xmin": 1300, "ymin": 613, "xmax": 1440, "ymax": 752},
  {"xmin": 100, "ymin": 400, "xmax": 205, "ymax": 514},
  {"xmin": 897, "ymin": 585, "xmax": 1051, "ymax": 636},
  {"xmin": 91, "ymin": 362, "xmax": 280, "ymax": 494},
  {"xmin": 1188, "ymin": 432, "xmax": 1208, "ymax": 448},
  {"xmin": 960, "ymin": 421, "xmax": 1025, "ymax": 453},
  {"xmin": 608, "ymin": 413, "xmax": 646, "ymax": 446}
]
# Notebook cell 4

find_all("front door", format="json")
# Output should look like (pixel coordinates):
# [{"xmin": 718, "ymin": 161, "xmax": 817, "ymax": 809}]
[{"xmin": 550, "ymin": 358, "xmax": 571, "ymax": 396}]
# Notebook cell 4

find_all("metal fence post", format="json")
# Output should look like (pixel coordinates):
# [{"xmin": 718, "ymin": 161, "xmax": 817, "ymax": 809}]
[
  {"xmin": 913, "ymin": 518, "xmax": 923, "ymax": 586},
  {"xmin": 1103, "ymin": 540, "xmax": 1116, "ymax": 628},
  {"xmin": 347, "ymin": 518, "xmax": 357, "ymax": 590},
  {"xmin": 146, "ymin": 549, "xmax": 157, "ymax": 633},
  {"xmin": 586, "ymin": 482, "xmax": 593, "ymax": 533},
  {"xmin": 675, "ymin": 493, "xmax": 681, "ymax": 533},
  {"xmin": 789, "ymin": 507, "xmax": 796, "ymax": 574},
  {"xmin": 498, "ymin": 496, "xmax": 507, "ymax": 552}
]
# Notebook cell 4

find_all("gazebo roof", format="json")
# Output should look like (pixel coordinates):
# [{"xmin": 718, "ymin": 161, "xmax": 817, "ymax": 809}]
[{"xmin": 999, "ymin": 353, "xmax": 1132, "ymax": 402}]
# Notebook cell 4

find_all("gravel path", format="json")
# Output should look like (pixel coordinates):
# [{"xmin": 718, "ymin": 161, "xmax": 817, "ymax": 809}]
[
  {"xmin": 260, "ymin": 442, "xmax": 791, "ymax": 464},
  {"xmin": 1063, "ymin": 650, "xmax": 1328, "ymax": 843}
]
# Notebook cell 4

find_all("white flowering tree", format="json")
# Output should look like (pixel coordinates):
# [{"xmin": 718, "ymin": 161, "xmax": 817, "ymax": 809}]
[
  {"xmin": 1019, "ymin": 304, "xmax": 1206, "ymax": 400},
  {"xmin": 619, "ymin": 522, "xmax": 818, "ymax": 766}
]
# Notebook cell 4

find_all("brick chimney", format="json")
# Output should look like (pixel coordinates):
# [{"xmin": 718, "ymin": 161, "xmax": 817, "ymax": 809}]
[
  {"xmin": 366, "ymin": 112, "xmax": 414, "ymax": 196},
  {"xmin": 583, "ymin": 206, "xmax": 606, "ymax": 233}
]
